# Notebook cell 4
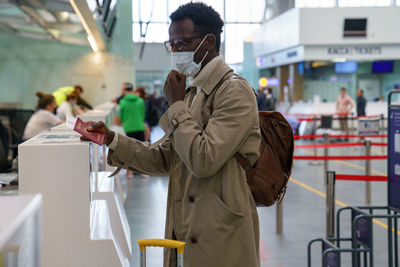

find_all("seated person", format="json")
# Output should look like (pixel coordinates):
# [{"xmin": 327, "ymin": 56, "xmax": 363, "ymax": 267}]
[
  {"xmin": 23, "ymin": 92, "xmax": 63, "ymax": 140},
  {"xmin": 53, "ymin": 85, "xmax": 92, "ymax": 110},
  {"xmin": 57, "ymin": 92, "xmax": 83, "ymax": 121}
]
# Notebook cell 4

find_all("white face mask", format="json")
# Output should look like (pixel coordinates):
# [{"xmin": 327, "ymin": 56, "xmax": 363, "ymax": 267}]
[{"xmin": 171, "ymin": 34, "xmax": 209, "ymax": 77}]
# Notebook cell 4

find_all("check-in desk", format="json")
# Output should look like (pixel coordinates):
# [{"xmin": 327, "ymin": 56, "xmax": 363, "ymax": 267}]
[
  {"xmin": 18, "ymin": 132, "xmax": 131, "ymax": 267},
  {"xmin": 77, "ymin": 104, "xmax": 128, "ymax": 202},
  {"xmin": 0, "ymin": 194, "xmax": 42, "ymax": 267},
  {"xmin": 79, "ymin": 102, "xmax": 116, "ymax": 129}
]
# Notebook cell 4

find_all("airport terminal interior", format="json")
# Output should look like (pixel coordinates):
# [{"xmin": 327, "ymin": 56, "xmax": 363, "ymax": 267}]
[{"xmin": 1, "ymin": 0, "xmax": 400, "ymax": 266}]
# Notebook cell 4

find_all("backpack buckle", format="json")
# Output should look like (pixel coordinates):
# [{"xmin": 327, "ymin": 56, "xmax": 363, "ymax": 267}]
[{"xmin": 277, "ymin": 186, "xmax": 287, "ymax": 204}]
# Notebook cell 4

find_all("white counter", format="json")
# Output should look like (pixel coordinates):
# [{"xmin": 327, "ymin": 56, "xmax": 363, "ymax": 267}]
[
  {"xmin": 18, "ymin": 132, "xmax": 131, "ymax": 267},
  {"xmin": 0, "ymin": 194, "xmax": 42, "ymax": 267}
]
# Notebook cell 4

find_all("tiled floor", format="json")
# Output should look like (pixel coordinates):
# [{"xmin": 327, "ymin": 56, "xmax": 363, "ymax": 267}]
[{"xmin": 124, "ymin": 130, "xmax": 397, "ymax": 267}]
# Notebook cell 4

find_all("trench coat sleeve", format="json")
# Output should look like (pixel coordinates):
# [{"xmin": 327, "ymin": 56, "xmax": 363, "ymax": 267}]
[
  {"xmin": 107, "ymin": 133, "xmax": 171, "ymax": 176},
  {"xmin": 160, "ymin": 79, "xmax": 257, "ymax": 178}
]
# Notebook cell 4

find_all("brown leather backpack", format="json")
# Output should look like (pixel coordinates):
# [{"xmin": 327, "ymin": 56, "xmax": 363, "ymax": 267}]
[
  {"xmin": 235, "ymin": 112, "xmax": 294, "ymax": 206},
  {"xmin": 214, "ymin": 72, "xmax": 294, "ymax": 206}
]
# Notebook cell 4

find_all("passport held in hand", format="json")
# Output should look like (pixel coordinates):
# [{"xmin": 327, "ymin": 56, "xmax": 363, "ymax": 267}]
[{"xmin": 66, "ymin": 116, "xmax": 105, "ymax": 145}]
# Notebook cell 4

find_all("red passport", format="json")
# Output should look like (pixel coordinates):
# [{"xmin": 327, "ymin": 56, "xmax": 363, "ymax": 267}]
[{"xmin": 73, "ymin": 117, "xmax": 105, "ymax": 145}]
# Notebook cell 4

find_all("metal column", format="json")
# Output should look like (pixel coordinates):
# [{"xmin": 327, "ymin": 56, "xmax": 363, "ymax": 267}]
[
  {"xmin": 326, "ymin": 171, "xmax": 336, "ymax": 238},
  {"xmin": 276, "ymin": 201, "xmax": 283, "ymax": 234}
]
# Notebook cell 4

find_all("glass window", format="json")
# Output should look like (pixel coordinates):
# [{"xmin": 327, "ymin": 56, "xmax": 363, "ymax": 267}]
[
  {"xmin": 295, "ymin": 0, "xmax": 335, "ymax": 8},
  {"xmin": 132, "ymin": 23, "xmax": 169, "ymax": 43},
  {"xmin": 225, "ymin": 0, "xmax": 265, "ymax": 22},
  {"xmin": 224, "ymin": 24, "xmax": 260, "ymax": 64},
  {"xmin": 132, "ymin": 0, "xmax": 265, "ymax": 64},
  {"xmin": 338, "ymin": 0, "xmax": 391, "ymax": 6}
]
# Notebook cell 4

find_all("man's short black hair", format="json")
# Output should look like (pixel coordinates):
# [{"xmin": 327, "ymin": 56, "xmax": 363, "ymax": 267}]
[
  {"xmin": 124, "ymin": 82, "xmax": 133, "ymax": 92},
  {"xmin": 170, "ymin": 2, "xmax": 224, "ymax": 52}
]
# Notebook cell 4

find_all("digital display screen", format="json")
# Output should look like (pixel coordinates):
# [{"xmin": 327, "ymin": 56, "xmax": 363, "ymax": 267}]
[
  {"xmin": 372, "ymin": 61, "xmax": 394, "ymax": 73},
  {"xmin": 335, "ymin": 61, "xmax": 358, "ymax": 74},
  {"xmin": 344, "ymin": 19, "xmax": 367, "ymax": 31}
]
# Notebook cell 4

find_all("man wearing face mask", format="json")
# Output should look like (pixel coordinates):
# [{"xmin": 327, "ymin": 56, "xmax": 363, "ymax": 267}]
[{"xmin": 82, "ymin": 3, "xmax": 261, "ymax": 266}]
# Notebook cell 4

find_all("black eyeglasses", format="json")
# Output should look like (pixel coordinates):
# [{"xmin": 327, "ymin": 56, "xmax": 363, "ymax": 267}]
[{"xmin": 164, "ymin": 35, "xmax": 205, "ymax": 52}]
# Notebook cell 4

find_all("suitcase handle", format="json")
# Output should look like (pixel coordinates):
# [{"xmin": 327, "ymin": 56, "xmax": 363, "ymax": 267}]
[
  {"xmin": 138, "ymin": 239, "xmax": 185, "ymax": 253},
  {"xmin": 138, "ymin": 239, "xmax": 186, "ymax": 267}
]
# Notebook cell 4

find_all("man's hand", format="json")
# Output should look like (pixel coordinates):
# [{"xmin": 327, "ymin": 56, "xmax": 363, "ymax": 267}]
[
  {"xmin": 164, "ymin": 70, "xmax": 186, "ymax": 106},
  {"xmin": 80, "ymin": 121, "xmax": 115, "ymax": 146}
]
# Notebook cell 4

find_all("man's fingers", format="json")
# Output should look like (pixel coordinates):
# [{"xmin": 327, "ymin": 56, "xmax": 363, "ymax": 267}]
[
  {"xmin": 80, "ymin": 136, "xmax": 91, "ymax": 141},
  {"xmin": 176, "ymin": 72, "xmax": 186, "ymax": 82},
  {"xmin": 87, "ymin": 121, "xmax": 105, "ymax": 132},
  {"xmin": 170, "ymin": 70, "xmax": 179, "ymax": 76}
]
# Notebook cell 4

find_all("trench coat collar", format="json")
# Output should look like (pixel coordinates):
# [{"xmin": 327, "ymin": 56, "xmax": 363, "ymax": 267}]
[{"xmin": 199, "ymin": 57, "xmax": 233, "ymax": 96}]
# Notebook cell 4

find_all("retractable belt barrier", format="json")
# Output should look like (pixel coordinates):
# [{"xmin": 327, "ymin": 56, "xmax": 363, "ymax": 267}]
[
  {"xmin": 293, "ymin": 155, "xmax": 387, "ymax": 160},
  {"xmin": 295, "ymin": 142, "xmax": 387, "ymax": 149},
  {"xmin": 335, "ymin": 174, "xmax": 387, "ymax": 182},
  {"xmin": 285, "ymin": 112, "xmax": 386, "ymax": 120},
  {"xmin": 294, "ymin": 134, "xmax": 387, "ymax": 140},
  {"xmin": 294, "ymin": 137, "xmax": 386, "ymax": 205}
]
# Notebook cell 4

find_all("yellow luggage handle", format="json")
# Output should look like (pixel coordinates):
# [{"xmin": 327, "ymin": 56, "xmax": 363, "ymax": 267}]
[{"xmin": 138, "ymin": 239, "xmax": 186, "ymax": 254}]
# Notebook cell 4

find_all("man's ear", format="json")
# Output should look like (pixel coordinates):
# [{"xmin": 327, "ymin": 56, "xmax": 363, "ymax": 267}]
[{"xmin": 205, "ymin": 34, "xmax": 216, "ymax": 50}]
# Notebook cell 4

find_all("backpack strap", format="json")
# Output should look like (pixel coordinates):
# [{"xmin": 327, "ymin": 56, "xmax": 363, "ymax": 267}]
[
  {"xmin": 210, "ymin": 71, "xmax": 256, "ymax": 172},
  {"xmin": 234, "ymin": 153, "xmax": 252, "ymax": 171}
]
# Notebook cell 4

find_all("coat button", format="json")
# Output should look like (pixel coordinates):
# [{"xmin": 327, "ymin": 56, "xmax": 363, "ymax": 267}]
[
  {"xmin": 191, "ymin": 237, "xmax": 197, "ymax": 244},
  {"xmin": 189, "ymin": 196, "xmax": 195, "ymax": 202}
]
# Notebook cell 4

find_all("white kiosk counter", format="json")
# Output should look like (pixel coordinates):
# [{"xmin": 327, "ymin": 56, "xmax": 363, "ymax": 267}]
[
  {"xmin": 18, "ymin": 132, "xmax": 131, "ymax": 267},
  {"xmin": 0, "ymin": 194, "xmax": 42, "ymax": 267},
  {"xmin": 77, "ymin": 103, "xmax": 128, "ymax": 202}
]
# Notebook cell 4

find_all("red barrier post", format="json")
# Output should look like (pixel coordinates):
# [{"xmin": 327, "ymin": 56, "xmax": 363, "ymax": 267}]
[{"xmin": 365, "ymin": 139, "xmax": 371, "ymax": 204}]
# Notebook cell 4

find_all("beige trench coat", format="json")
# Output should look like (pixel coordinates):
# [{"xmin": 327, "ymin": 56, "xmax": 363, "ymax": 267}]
[{"xmin": 108, "ymin": 60, "xmax": 261, "ymax": 267}]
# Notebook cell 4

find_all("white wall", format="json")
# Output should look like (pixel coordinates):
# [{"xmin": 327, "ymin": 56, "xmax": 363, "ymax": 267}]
[
  {"xmin": 253, "ymin": 8, "xmax": 300, "ymax": 57},
  {"xmin": 254, "ymin": 6, "xmax": 400, "ymax": 58},
  {"xmin": 300, "ymin": 7, "xmax": 400, "ymax": 45}
]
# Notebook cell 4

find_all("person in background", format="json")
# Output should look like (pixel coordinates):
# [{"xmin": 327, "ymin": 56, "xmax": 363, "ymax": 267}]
[
  {"xmin": 112, "ymin": 82, "xmax": 132, "ymax": 104},
  {"xmin": 158, "ymin": 95, "xmax": 169, "ymax": 115},
  {"xmin": 53, "ymin": 85, "xmax": 92, "ymax": 110},
  {"xmin": 116, "ymin": 85, "xmax": 146, "ymax": 141},
  {"xmin": 336, "ymin": 87, "xmax": 354, "ymax": 139},
  {"xmin": 356, "ymin": 89, "xmax": 367, "ymax": 117},
  {"xmin": 23, "ymin": 92, "xmax": 62, "ymax": 140},
  {"xmin": 265, "ymin": 88, "xmax": 276, "ymax": 111},
  {"xmin": 0, "ymin": 120, "xmax": 10, "ymax": 166},
  {"xmin": 135, "ymin": 87, "xmax": 152, "ymax": 141},
  {"xmin": 74, "ymin": 85, "xmax": 93, "ymax": 110},
  {"xmin": 256, "ymin": 87, "xmax": 267, "ymax": 111},
  {"xmin": 57, "ymin": 92, "xmax": 83, "ymax": 121}
]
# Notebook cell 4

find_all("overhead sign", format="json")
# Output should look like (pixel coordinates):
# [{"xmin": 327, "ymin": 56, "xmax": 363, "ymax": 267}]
[
  {"xmin": 258, "ymin": 77, "xmax": 279, "ymax": 87},
  {"xmin": 327, "ymin": 46, "xmax": 381, "ymax": 56}
]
